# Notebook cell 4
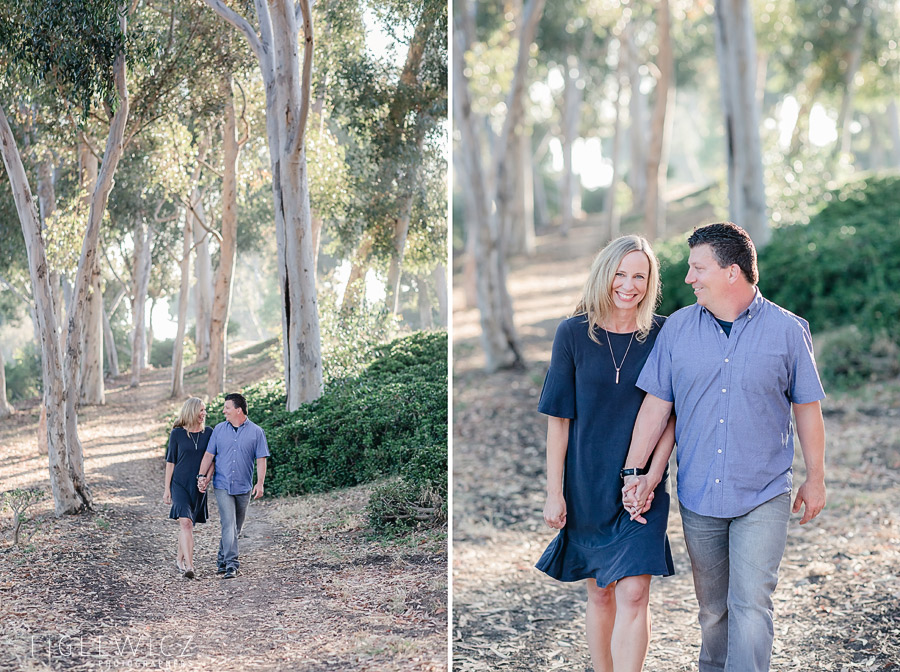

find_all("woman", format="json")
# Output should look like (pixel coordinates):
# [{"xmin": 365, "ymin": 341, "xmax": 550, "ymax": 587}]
[
  {"xmin": 163, "ymin": 397, "xmax": 214, "ymax": 579},
  {"xmin": 537, "ymin": 235, "xmax": 676, "ymax": 672}
]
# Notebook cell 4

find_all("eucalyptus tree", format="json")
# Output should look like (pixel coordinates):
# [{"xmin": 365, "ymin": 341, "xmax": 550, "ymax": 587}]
[
  {"xmin": 0, "ymin": 0, "xmax": 133, "ymax": 513},
  {"xmin": 204, "ymin": 0, "xmax": 324, "ymax": 411},
  {"xmin": 455, "ymin": 0, "xmax": 546, "ymax": 371}
]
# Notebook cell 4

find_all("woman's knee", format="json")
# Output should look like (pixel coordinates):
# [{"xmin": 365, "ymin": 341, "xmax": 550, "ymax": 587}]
[
  {"xmin": 586, "ymin": 580, "xmax": 616, "ymax": 609},
  {"xmin": 179, "ymin": 518, "xmax": 194, "ymax": 531},
  {"xmin": 615, "ymin": 576, "xmax": 650, "ymax": 609}
]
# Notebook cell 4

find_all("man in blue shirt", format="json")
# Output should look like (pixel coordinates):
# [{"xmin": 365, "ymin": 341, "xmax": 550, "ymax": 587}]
[
  {"xmin": 621, "ymin": 223, "xmax": 826, "ymax": 671},
  {"xmin": 198, "ymin": 392, "xmax": 269, "ymax": 579}
]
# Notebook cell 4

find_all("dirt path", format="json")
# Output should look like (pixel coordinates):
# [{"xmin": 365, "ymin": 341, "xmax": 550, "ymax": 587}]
[
  {"xmin": 0, "ymin": 347, "xmax": 446, "ymax": 671},
  {"xmin": 452, "ymin": 223, "xmax": 900, "ymax": 671}
]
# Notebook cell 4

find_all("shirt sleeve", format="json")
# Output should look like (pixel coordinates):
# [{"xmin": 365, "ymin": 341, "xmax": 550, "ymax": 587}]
[
  {"xmin": 636, "ymin": 319, "xmax": 675, "ymax": 402},
  {"xmin": 254, "ymin": 427, "xmax": 270, "ymax": 459},
  {"xmin": 788, "ymin": 319, "xmax": 826, "ymax": 404},
  {"xmin": 206, "ymin": 425, "xmax": 219, "ymax": 457},
  {"xmin": 165, "ymin": 429, "xmax": 178, "ymax": 464},
  {"xmin": 537, "ymin": 319, "xmax": 576, "ymax": 419}
]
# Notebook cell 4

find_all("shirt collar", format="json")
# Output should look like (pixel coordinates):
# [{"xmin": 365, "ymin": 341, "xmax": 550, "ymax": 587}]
[{"xmin": 701, "ymin": 286, "xmax": 764, "ymax": 321}]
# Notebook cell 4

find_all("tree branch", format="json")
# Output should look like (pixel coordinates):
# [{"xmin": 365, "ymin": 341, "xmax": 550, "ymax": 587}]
[{"xmin": 204, "ymin": 0, "xmax": 264, "ymax": 62}]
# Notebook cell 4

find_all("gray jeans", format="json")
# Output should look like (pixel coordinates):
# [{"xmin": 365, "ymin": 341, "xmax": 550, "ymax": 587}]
[
  {"xmin": 214, "ymin": 489, "xmax": 251, "ymax": 571},
  {"xmin": 680, "ymin": 493, "xmax": 791, "ymax": 672}
]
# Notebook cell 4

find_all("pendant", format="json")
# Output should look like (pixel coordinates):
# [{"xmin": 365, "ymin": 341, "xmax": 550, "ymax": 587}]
[{"xmin": 615, "ymin": 369, "xmax": 620, "ymax": 384}]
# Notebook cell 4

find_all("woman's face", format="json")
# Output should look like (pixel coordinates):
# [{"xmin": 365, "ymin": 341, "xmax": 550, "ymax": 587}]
[
  {"xmin": 610, "ymin": 250, "xmax": 650, "ymax": 312},
  {"xmin": 198, "ymin": 406, "xmax": 207, "ymax": 425}
]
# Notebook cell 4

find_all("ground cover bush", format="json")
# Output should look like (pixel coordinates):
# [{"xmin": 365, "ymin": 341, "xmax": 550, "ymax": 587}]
[
  {"xmin": 208, "ymin": 330, "xmax": 448, "ymax": 532},
  {"xmin": 655, "ymin": 173, "xmax": 900, "ymax": 389}
]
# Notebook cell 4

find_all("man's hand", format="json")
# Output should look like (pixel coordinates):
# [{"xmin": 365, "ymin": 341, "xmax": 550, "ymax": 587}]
[
  {"xmin": 793, "ymin": 477, "xmax": 826, "ymax": 524},
  {"xmin": 163, "ymin": 489, "xmax": 171, "ymax": 505},
  {"xmin": 251, "ymin": 482, "xmax": 264, "ymax": 500},
  {"xmin": 197, "ymin": 476, "xmax": 209, "ymax": 493},
  {"xmin": 543, "ymin": 492, "xmax": 566, "ymax": 529},
  {"xmin": 622, "ymin": 475, "xmax": 655, "ymax": 524}
]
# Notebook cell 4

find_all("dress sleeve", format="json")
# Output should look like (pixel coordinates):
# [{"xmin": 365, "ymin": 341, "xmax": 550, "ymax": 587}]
[
  {"xmin": 165, "ymin": 429, "xmax": 178, "ymax": 464},
  {"xmin": 538, "ymin": 319, "xmax": 577, "ymax": 419}
]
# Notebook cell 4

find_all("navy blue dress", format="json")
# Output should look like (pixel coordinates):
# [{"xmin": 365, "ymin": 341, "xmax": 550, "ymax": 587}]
[
  {"xmin": 166, "ymin": 426, "xmax": 212, "ymax": 524},
  {"xmin": 536, "ymin": 315, "xmax": 674, "ymax": 588}
]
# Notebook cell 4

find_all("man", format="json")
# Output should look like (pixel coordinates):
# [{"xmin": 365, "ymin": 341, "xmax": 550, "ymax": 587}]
[
  {"xmin": 198, "ymin": 392, "xmax": 269, "ymax": 579},
  {"xmin": 621, "ymin": 222, "xmax": 826, "ymax": 671}
]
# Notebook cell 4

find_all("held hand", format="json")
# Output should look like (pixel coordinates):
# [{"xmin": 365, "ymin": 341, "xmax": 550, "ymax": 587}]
[
  {"xmin": 622, "ymin": 475, "xmax": 656, "ymax": 525},
  {"xmin": 197, "ymin": 476, "xmax": 209, "ymax": 493},
  {"xmin": 793, "ymin": 477, "xmax": 826, "ymax": 524},
  {"xmin": 251, "ymin": 482, "xmax": 264, "ymax": 500},
  {"xmin": 543, "ymin": 492, "xmax": 567, "ymax": 529},
  {"xmin": 163, "ymin": 489, "xmax": 171, "ymax": 505}
]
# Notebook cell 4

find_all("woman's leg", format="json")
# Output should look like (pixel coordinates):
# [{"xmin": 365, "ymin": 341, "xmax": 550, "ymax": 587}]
[
  {"xmin": 611, "ymin": 575, "xmax": 652, "ymax": 672},
  {"xmin": 585, "ymin": 578, "xmax": 616, "ymax": 672},
  {"xmin": 178, "ymin": 518, "xmax": 194, "ymax": 570}
]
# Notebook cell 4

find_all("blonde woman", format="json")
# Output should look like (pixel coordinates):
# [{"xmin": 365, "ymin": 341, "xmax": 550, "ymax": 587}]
[
  {"xmin": 537, "ymin": 235, "xmax": 676, "ymax": 672},
  {"xmin": 163, "ymin": 397, "xmax": 214, "ymax": 579}
]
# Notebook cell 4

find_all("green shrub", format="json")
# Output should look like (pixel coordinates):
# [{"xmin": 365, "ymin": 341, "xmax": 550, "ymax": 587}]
[
  {"xmin": 150, "ymin": 337, "xmax": 197, "ymax": 369},
  {"xmin": 815, "ymin": 326, "xmax": 900, "ymax": 391},
  {"xmin": 5, "ymin": 344, "xmax": 42, "ymax": 402},
  {"xmin": 207, "ymin": 331, "xmax": 448, "ymax": 532}
]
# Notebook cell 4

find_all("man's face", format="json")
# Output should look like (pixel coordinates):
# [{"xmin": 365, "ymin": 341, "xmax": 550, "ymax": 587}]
[
  {"xmin": 223, "ymin": 400, "xmax": 239, "ymax": 425},
  {"xmin": 685, "ymin": 244, "xmax": 732, "ymax": 310}
]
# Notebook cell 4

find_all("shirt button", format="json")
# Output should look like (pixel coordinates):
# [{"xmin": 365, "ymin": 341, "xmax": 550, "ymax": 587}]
[
  {"xmin": 719, "ymin": 419, "xmax": 724, "ymax": 423},
  {"xmin": 717, "ymin": 449, "xmax": 722, "ymax": 453},
  {"xmin": 722, "ymin": 388, "xmax": 727, "ymax": 393},
  {"xmin": 720, "ymin": 329, "xmax": 724, "ymax": 334},
  {"xmin": 715, "ymin": 479, "xmax": 721, "ymax": 483},
  {"xmin": 724, "ymin": 358, "xmax": 729, "ymax": 363}
]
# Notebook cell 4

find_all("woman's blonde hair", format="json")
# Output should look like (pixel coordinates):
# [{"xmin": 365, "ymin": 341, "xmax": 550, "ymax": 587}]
[
  {"xmin": 573, "ymin": 234, "xmax": 661, "ymax": 344},
  {"xmin": 174, "ymin": 397, "xmax": 206, "ymax": 430}
]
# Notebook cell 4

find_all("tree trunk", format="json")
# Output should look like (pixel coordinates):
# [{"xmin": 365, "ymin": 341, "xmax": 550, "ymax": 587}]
[
  {"xmin": 102, "ymin": 288, "xmax": 124, "ymax": 379},
  {"xmin": 623, "ymin": 22, "xmax": 647, "ymax": 211},
  {"xmin": 206, "ymin": 0, "xmax": 323, "ymax": 411},
  {"xmin": 0, "ymin": 345, "xmax": 13, "ymax": 418},
  {"xmin": 714, "ymin": 0, "xmax": 769, "ymax": 247},
  {"xmin": 171, "ymin": 210, "xmax": 192, "ymax": 399},
  {"xmin": 514, "ymin": 130, "xmax": 536, "ymax": 256},
  {"xmin": 432, "ymin": 263, "xmax": 448, "ymax": 327},
  {"xmin": 191, "ymin": 189, "xmax": 213, "ymax": 362},
  {"xmin": 605, "ymin": 58, "xmax": 624, "ymax": 240},
  {"xmin": 341, "ymin": 232, "xmax": 372, "ymax": 315},
  {"xmin": 1, "ymin": 103, "xmax": 87, "ymax": 513},
  {"xmin": 559, "ymin": 57, "xmax": 585, "ymax": 236},
  {"xmin": 207, "ymin": 69, "xmax": 240, "ymax": 399},
  {"xmin": 888, "ymin": 99, "xmax": 900, "ymax": 167},
  {"xmin": 416, "ymin": 275, "xmax": 433, "ymax": 329},
  {"xmin": 130, "ymin": 219, "xmax": 153, "ymax": 387},
  {"xmin": 453, "ymin": 0, "xmax": 543, "ymax": 371},
  {"xmin": 77, "ymin": 141, "xmax": 104, "ymax": 404},
  {"xmin": 835, "ymin": 0, "xmax": 867, "ymax": 161},
  {"xmin": 644, "ymin": 0, "xmax": 675, "ymax": 240},
  {"xmin": 37, "ymin": 154, "xmax": 63, "ymax": 329}
]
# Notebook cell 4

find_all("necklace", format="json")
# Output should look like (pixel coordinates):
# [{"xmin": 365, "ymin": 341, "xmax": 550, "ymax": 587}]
[
  {"xmin": 187, "ymin": 429, "xmax": 200, "ymax": 451},
  {"xmin": 602, "ymin": 327, "xmax": 635, "ymax": 384}
]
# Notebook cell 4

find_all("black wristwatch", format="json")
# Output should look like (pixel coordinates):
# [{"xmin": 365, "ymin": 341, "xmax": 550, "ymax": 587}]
[{"xmin": 620, "ymin": 467, "xmax": 648, "ymax": 480}]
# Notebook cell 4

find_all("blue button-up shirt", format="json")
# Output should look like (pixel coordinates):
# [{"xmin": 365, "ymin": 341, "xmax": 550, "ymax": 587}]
[
  {"xmin": 206, "ymin": 419, "xmax": 270, "ymax": 495},
  {"xmin": 637, "ymin": 289, "xmax": 825, "ymax": 518}
]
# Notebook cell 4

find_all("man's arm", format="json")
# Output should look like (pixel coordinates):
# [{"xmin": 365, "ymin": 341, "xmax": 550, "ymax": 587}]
[
  {"xmin": 621, "ymin": 394, "xmax": 673, "ymax": 522},
  {"xmin": 792, "ymin": 400, "xmax": 826, "ymax": 524},
  {"xmin": 251, "ymin": 457, "xmax": 266, "ymax": 499}
]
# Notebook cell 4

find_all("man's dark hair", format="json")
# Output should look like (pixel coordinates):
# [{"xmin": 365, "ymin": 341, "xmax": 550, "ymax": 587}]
[
  {"xmin": 224, "ymin": 392, "xmax": 248, "ymax": 415},
  {"xmin": 687, "ymin": 222, "xmax": 759, "ymax": 285}
]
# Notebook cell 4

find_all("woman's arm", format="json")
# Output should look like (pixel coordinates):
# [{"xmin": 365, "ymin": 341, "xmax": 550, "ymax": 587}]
[
  {"xmin": 543, "ymin": 416, "xmax": 570, "ymax": 529},
  {"xmin": 163, "ymin": 462, "xmax": 174, "ymax": 504}
]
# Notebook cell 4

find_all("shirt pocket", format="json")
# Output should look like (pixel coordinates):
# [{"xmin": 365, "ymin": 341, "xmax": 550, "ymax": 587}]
[{"xmin": 739, "ymin": 352, "xmax": 789, "ymax": 396}]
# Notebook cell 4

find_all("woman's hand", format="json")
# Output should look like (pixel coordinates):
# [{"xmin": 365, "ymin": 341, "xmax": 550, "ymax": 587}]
[
  {"xmin": 163, "ymin": 489, "xmax": 172, "ymax": 505},
  {"xmin": 622, "ymin": 475, "xmax": 657, "ymax": 524},
  {"xmin": 543, "ymin": 492, "xmax": 567, "ymax": 529}
]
